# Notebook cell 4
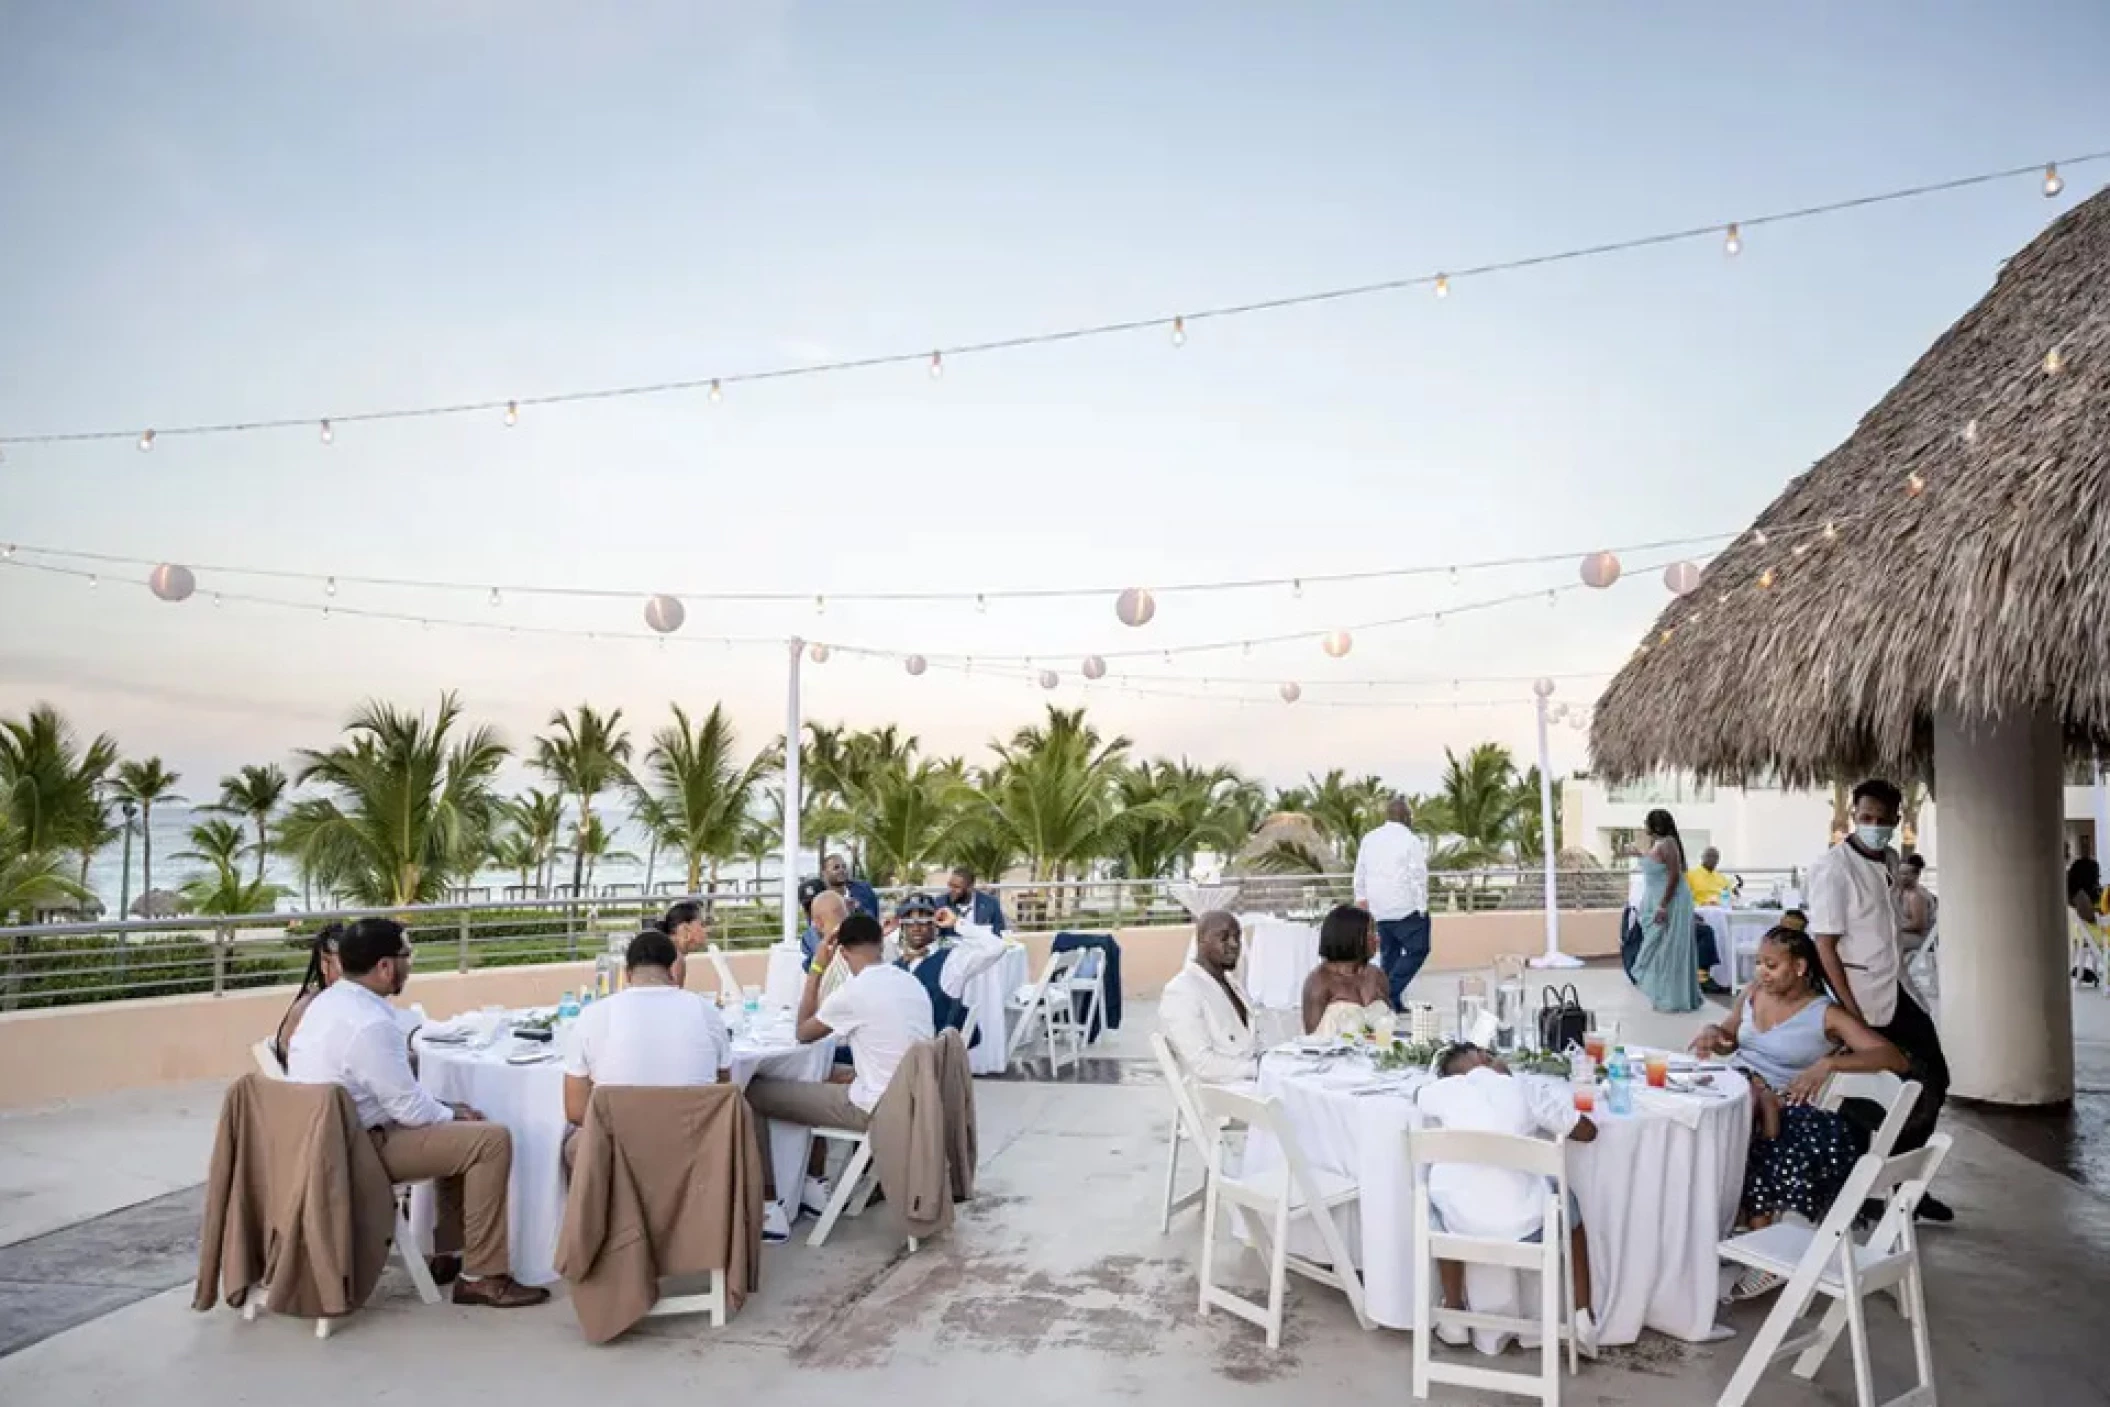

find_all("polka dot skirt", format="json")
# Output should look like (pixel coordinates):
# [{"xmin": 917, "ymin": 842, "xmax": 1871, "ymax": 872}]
[{"xmin": 1745, "ymin": 1104, "xmax": 1865, "ymax": 1223}]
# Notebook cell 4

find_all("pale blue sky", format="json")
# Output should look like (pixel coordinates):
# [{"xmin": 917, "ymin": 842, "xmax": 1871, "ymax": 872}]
[{"xmin": 3, "ymin": 1, "xmax": 2106, "ymax": 791}]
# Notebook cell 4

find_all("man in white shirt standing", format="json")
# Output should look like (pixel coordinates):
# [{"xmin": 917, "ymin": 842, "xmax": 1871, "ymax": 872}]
[
  {"xmin": 1160, "ymin": 910, "xmax": 1260, "ymax": 1086},
  {"xmin": 745, "ymin": 912, "xmax": 934, "ymax": 1238},
  {"xmin": 561, "ymin": 928, "xmax": 732, "ymax": 1167},
  {"xmin": 287, "ymin": 918, "xmax": 547, "ymax": 1308},
  {"xmin": 1805, "ymin": 777, "xmax": 1953, "ymax": 1222},
  {"xmin": 1355, "ymin": 796, "xmax": 1432, "ymax": 1008},
  {"xmin": 1416, "ymin": 1042, "xmax": 1599, "ymax": 1355}
]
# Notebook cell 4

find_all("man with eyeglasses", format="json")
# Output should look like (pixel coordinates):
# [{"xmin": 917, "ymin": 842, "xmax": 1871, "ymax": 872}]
[{"xmin": 287, "ymin": 917, "xmax": 548, "ymax": 1307}]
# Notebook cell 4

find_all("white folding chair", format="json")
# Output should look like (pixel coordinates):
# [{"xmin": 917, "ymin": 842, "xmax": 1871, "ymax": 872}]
[
  {"xmin": 1819, "ymin": 1072, "xmax": 1922, "ymax": 1164},
  {"xmin": 1907, "ymin": 920, "xmax": 1939, "ymax": 999},
  {"xmin": 1149, "ymin": 1032, "xmax": 1227, "ymax": 1232},
  {"xmin": 703, "ymin": 944, "xmax": 742, "ymax": 999},
  {"xmin": 1193, "ymin": 1084, "xmax": 1370, "ymax": 1349},
  {"xmin": 1715, "ymin": 1136, "xmax": 1950, "ymax": 1407},
  {"xmin": 1062, "ymin": 946, "xmax": 1108, "ymax": 1044},
  {"xmin": 1004, "ymin": 948, "xmax": 1085, "ymax": 1074},
  {"xmin": 1409, "ymin": 1128, "xmax": 1577, "ymax": 1405}
]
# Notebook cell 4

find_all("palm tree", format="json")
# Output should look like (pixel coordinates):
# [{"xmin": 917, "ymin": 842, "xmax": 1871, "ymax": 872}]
[
  {"xmin": 633, "ymin": 704, "xmax": 778, "ymax": 893},
  {"xmin": 488, "ymin": 829, "xmax": 541, "ymax": 895},
  {"xmin": 977, "ymin": 707, "xmax": 1131, "ymax": 890},
  {"xmin": 572, "ymin": 813, "xmax": 637, "ymax": 894},
  {"xmin": 178, "ymin": 817, "xmax": 251, "ymax": 874},
  {"xmin": 533, "ymin": 706, "xmax": 632, "ymax": 898},
  {"xmin": 799, "ymin": 722, "xmax": 852, "ymax": 870},
  {"xmin": 275, "ymin": 796, "xmax": 358, "ymax": 908},
  {"xmin": 1111, "ymin": 759, "xmax": 1256, "ymax": 880},
  {"xmin": 110, "ymin": 756, "xmax": 184, "ymax": 907},
  {"xmin": 1, "ymin": 821, "xmax": 92, "ymax": 919},
  {"xmin": 2, "ymin": 705, "xmax": 121, "ymax": 864},
  {"xmin": 851, "ymin": 760, "xmax": 968, "ymax": 887},
  {"xmin": 213, "ymin": 763, "xmax": 289, "ymax": 884},
  {"xmin": 74, "ymin": 791, "xmax": 123, "ymax": 898},
  {"xmin": 1505, "ymin": 764, "xmax": 1563, "ymax": 861},
  {"xmin": 292, "ymin": 693, "xmax": 510, "ymax": 906},
  {"xmin": 177, "ymin": 817, "xmax": 284, "ymax": 915},
  {"xmin": 502, "ymin": 788, "xmax": 566, "ymax": 893},
  {"xmin": 1418, "ymin": 743, "xmax": 1529, "ymax": 869},
  {"xmin": 1300, "ymin": 769, "xmax": 1389, "ymax": 863}
]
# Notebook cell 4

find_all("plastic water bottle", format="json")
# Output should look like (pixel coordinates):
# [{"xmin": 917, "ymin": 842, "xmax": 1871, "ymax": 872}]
[
  {"xmin": 1605, "ymin": 1049, "xmax": 1635, "ymax": 1115},
  {"xmin": 557, "ymin": 989, "xmax": 581, "ymax": 1023}
]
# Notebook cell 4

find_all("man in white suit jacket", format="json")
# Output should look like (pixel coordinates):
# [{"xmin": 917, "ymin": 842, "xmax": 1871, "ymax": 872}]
[{"xmin": 1160, "ymin": 910, "xmax": 1259, "ymax": 1086}]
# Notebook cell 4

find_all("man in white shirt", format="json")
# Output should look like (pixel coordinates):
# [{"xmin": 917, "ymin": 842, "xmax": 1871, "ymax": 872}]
[
  {"xmin": 1415, "ymin": 1043, "xmax": 1598, "ymax": 1355},
  {"xmin": 1160, "ymin": 910, "xmax": 1260, "ymax": 1086},
  {"xmin": 1355, "ymin": 796, "xmax": 1432, "ymax": 1008},
  {"xmin": 287, "ymin": 918, "xmax": 547, "ymax": 1308},
  {"xmin": 894, "ymin": 892, "xmax": 1009, "ymax": 1040},
  {"xmin": 561, "ymin": 928, "xmax": 732, "ymax": 1168},
  {"xmin": 1805, "ymin": 777, "xmax": 1952, "ymax": 1222},
  {"xmin": 745, "ymin": 912, "xmax": 934, "ymax": 1237}
]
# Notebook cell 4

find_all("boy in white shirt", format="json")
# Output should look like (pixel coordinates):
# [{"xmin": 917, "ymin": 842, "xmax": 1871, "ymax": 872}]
[
  {"xmin": 745, "ymin": 912, "xmax": 934, "ymax": 1239},
  {"xmin": 561, "ymin": 929, "xmax": 732, "ymax": 1166},
  {"xmin": 1415, "ymin": 1043, "xmax": 1599, "ymax": 1355}
]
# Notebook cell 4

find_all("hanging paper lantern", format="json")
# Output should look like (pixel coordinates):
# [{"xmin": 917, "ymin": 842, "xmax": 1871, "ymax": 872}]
[
  {"xmin": 1533, "ymin": 677, "xmax": 1557, "ymax": 699},
  {"xmin": 1082, "ymin": 655, "xmax": 1107, "ymax": 680},
  {"xmin": 643, "ymin": 594, "xmax": 686, "ymax": 633},
  {"xmin": 1663, "ymin": 561, "xmax": 1702, "ymax": 596},
  {"xmin": 808, "ymin": 642, "xmax": 830, "ymax": 663},
  {"xmin": 1279, "ymin": 681, "xmax": 1302, "ymax": 703},
  {"xmin": 1039, "ymin": 670, "xmax": 1059, "ymax": 690},
  {"xmin": 904, "ymin": 654, "xmax": 927, "ymax": 676},
  {"xmin": 1115, "ymin": 587, "xmax": 1156, "ymax": 628},
  {"xmin": 1321, "ymin": 630, "xmax": 1353, "ymax": 658},
  {"xmin": 1579, "ymin": 551, "xmax": 1622, "ymax": 589},
  {"xmin": 148, "ymin": 564, "xmax": 196, "ymax": 603}
]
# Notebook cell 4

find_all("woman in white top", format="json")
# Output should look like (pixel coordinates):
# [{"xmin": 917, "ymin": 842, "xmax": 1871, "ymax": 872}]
[{"xmin": 1300, "ymin": 904, "xmax": 1393, "ymax": 1040}]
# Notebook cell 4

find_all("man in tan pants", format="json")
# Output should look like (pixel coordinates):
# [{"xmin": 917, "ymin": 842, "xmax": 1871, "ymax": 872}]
[{"xmin": 288, "ymin": 917, "xmax": 547, "ymax": 1308}]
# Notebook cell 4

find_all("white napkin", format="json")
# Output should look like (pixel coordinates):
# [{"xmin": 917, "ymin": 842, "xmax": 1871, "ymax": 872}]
[{"xmin": 1631, "ymin": 1086, "xmax": 1710, "ymax": 1131}]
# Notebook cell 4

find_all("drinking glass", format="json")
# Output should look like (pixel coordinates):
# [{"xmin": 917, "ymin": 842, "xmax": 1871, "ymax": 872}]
[
  {"xmin": 1572, "ymin": 1080, "xmax": 1596, "ymax": 1113},
  {"xmin": 1583, "ymin": 1030, "xmax": 1608, "ymax": 1065},
  {"xmin": 1455, "ymin": 974, "xmax": 1489, "ymax": 1041},
  {"xmin": 1644, "ymin": 1052, "xmax": 1671, "ymax": 1089},
  {"xmin": 1493, "ymin": 955, "xmax": 1527, "ymax": 1053}
]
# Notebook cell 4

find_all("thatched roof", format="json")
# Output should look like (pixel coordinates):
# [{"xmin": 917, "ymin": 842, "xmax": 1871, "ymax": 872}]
[{"xmin": 1593, "ymin": 186, "xmax": 2110, "ymax": 786}]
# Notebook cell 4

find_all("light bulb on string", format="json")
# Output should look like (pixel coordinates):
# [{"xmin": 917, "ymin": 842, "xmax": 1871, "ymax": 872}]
[
  {"xmin": 504, "ymin": 401, "xmax": 518, "ymax": 427},
  {"xmin": 1906, "ymin": 472, "xmax": 1926, "ymax": 498},
  {"xmin": 1171, "ymin": 316, "xmax": 1186, "ymax": 347},
  {"xmin": 1724, "ymin": 223, "xmax": 1742, "ymax": 256},
  {"xmin": 488, "ymin": 587, "xmax": 502, "ymax": 607},
  {"xmin": 1962, "ymin": 418, "xmax": 1981, "ymax": 444},
  {"xmin": 1822, "ymin": 521, "xmax": 1839, "ymax": 542},
  {"xmin": 138, "ymin": 430, "xmax": 155, "ymax": 452},
  {"xmin": 974, "ymin": 593, "xmax": 988, "ymax": 614},
  {"xmin": 2045, "ymin": 163, "xmax": 2065, "ymax": 198},
  {"xmin": 1753, "ymin": 529, "xmax": 1770, "ymax": 547},
  {"xmin": 1115, "ymin": 587, "xmax": 1156, "ymax": 627},
  {"xmin": 319, "ymin": 419, "xmax": 333, "ymax": 445},
  {"xmin": 814, "ymin": 594, "xmax": 826, "ymax": 615},
  {"xmin": 1434, "ymin": 274, "xmax": 1449, "ymax": 299},
  {"xmin": 1, "ymin": 544, "xmax": 12, "ymax": 559},
  {"xmin": 2045, "ymin": 347, "xmax": 2065, "ymax": 375},
  {"xmin": 214, "ymin": 594, "xmax": 224, "ymax": 609},
  {"xmin": 324, "ymin": 576, "xmax": 338, "ymax": 597},
  {"xmin": 709, "ymin": 379, "xmax": 723, "ymax": 403},
  {"xmin": 88, "ymin": 574, "xmax": 98, "ymax": 589},
  {"xmin": 928, "ymin": 351, "xmax": 944, "ymax": 380}
]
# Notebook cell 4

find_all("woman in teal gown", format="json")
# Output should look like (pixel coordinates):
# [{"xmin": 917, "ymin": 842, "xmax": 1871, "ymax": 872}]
[{"xmin": 1631, "ymin": 808, "xmax": 1702, "ymax": 1013}]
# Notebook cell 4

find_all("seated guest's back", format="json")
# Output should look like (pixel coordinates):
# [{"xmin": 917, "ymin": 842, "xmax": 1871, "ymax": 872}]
[
  {"xmin": 565, "ymin": 930, "xmax": 731, "ymax": 1125},
  {"xmin": 273, "ymin": 922, "xmax": 344, "ymax": 1068}
]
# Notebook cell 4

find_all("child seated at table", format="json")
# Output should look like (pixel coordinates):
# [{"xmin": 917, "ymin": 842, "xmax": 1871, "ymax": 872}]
[{"xmin": 1416, "ymin": 1042, "xmax": 1599, "ymax": 1357}]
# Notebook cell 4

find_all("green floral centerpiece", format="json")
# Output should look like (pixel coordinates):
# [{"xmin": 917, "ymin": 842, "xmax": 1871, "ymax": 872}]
[
  {"xmin": 1509, "ymin": 1048, "xmax": 1574, "ymax": 1078},
  {"xmin": 1373, "ymin": 1037, "xmax": 1446, "ymax": 1073}
]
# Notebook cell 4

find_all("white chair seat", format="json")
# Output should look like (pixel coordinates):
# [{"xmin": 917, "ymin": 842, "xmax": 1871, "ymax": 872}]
[
  {"xmin": 1719, "ymin": 1224, "xmax": 1913, "ymax": 1294},
  {"xmin": 1220, "ymin": 1162, "xmax": 1358, "ymax": 1211}
]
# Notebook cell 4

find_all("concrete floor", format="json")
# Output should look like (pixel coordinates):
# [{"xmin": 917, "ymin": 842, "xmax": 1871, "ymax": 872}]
[{"xmin": 4, "ymin": 967, "xmax": 2108, "ymax": 1405}]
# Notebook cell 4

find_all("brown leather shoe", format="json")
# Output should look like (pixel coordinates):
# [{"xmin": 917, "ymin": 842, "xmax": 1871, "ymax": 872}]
[
  {"xmin": 427, "ymin": 1254, "xmax": 462, "ymax": 1286},
  {"xmin": 452, "ymin": 1275, "xmax": 550, "ymax": 1309}
]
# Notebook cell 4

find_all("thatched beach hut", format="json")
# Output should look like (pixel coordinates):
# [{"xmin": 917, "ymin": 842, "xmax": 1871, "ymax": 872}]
[{"xmin": 1591, "ymin": 185, "xmax": 2110, "ymax": 1107}]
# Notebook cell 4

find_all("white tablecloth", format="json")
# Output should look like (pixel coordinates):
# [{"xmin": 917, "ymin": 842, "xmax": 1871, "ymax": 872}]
[
  {"xmin": 765, "ymin": 940, "xmax": 1029, "ymax": 1075},
  {"xmin": 1696, "ymin": 907, "xmax": 1785, "ymax": 991},
  {"xmin": 412, "ymin": 1012, "xmax": 833, "ymax": 1287},
  {"xmin": 1246, "ymin": 1052, "xmax": 1750, "ymax": 1346},
  {"xmin": 1234, "ymin": 915, "xmax": 1322, "ymax": 1009}
]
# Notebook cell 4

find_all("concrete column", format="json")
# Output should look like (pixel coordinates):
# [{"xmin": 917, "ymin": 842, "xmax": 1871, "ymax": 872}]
[{"xmin": 1934, "ymin": 707, "xmax": 2073, "ymax": 1105}]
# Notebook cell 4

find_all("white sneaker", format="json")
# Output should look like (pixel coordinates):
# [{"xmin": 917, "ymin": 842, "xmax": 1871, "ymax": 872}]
[
  {"xmin": 1574, "ymin": 1307, "xmax": 1601, "ymax": 1361},
  {"xmin": 800, "ymin": 1175, "xmax": 835, "ymax": 1219},
  {"xmin": 762, "ymin": 1202, "xmax": 791, "ymax": 1244},
  {"xmin": 1435, "ymin": 1312, "xmax": 1470, "ymax": 1348}
]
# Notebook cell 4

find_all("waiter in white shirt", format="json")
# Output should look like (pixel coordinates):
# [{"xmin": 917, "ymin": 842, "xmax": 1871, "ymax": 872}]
[
  {"xmin": 1160, "ymin": 910, "xmax": 1261, "ymax": 1086},
  {"xmin": 1355, "ymin": 796, "xmax": 1432, "ymax": 1009},
  {"xmin": 287, "ymin": 918, "xmax": 548, "ymax": 1308}
]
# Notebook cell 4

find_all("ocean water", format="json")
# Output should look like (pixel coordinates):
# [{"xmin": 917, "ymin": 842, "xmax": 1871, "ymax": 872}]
[{"xmin": 81, "ymin": 805, "xmax": 803, "ymax": 914}]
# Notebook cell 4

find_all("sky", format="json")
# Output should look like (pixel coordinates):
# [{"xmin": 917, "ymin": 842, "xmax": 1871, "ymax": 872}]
[{"xmin": 3, "ymin": 0, "xmax": 2108, "ymax": 797}]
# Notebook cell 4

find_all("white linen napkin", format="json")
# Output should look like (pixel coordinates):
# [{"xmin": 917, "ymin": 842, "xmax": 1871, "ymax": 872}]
[{"xmin": 1631, "ymin": 1085, "xmax": 1712, "ymax": 1131}]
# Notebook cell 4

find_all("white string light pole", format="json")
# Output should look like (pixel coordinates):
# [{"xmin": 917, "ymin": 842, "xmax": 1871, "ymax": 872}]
[
  {"xmin": 1528, "ymin": 677, "xmax": 1581, "ymax": 970},
  {"xmin": 780, "ymin": 637, "xmax": 804, "ymax": 949}
]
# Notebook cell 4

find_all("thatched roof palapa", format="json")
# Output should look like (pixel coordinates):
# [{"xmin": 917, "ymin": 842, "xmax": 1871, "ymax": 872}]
[{"xmin": 1592, "ymin": 186, "xmax": 2110, "ymax": 786}]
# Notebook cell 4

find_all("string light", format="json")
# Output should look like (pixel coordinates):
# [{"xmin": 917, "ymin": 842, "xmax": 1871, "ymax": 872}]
[
  {"xmin": 138, "ymin": 430, "xmax": 154, "ymax": 452},
  {"xmin": 809, "ymin": 642, "xmax": 831, "ymax": 663},
  {"xmin": 504, "ymin": 401, "xmax": 518, "ymax": 427},
  {"xmin": 88, "ymin": 574, "xmax": 98, "ymax": 589},
  {"xmin": 1115, "ymin": 587, "xmax": 1156, "ymax": 628},
  {"xmin": 1962, "ymin": 418, "xmax": 1981, "ymax": 444},
  {"xmin": 709, "ymin": 379, "xmax": 722, "ymax": 403},
  {"xmin": 324, "ymin": 576, "xmax": 338, "ymax": 597},
  {"xmin": 2045, "ymin": 163, "xmax": 2065, "ymax": 197},
  {"xmin": 2045, "ymin": 347, "xmax": 2066, "ymax": 375},
  {"xmin": 213, "ymin": 593, "xmax": 223, "ymax": 608},
  {"xmin": 1434, "ymin": 274, "xmax": 1450, "ymax": 299},
  {"xmin": 815, "ymin": 594, "xmax": 827, "ymax": 615},
  {"xmin": 488, "ymin": 587, "xmax": 502, "ymax": 607},
  {"xmin": 928, "ymin": 351, "xmax": 944, "ymax": 380},
  {"xmin": 1292, "ymin": 578, "xmax": 1303, "ymax": 600},
  {"xmin": 1171, "ymin": 316, "xmax": 1187, "ymax": 347},
  {"xmin": 1822, "ymin": 521, "xmax": 1839, "ymax": 542},
  {"xmin": 905, "ymin": 654, "xmax": 927, "ymax": 676},
  {"xmin": 1, "ymin": 545, "xmax": 12, "ymax": 559},
  {"xmin": 319, "ymin": 419, "xmax": 333, "ymax": 445},
  {"xmin": 1906, "ymin": 472, "xmax": 1925, "ymax": 498},
  {"xmin": 975, "ymin": 593, "xmax": 987, "ymax": 614},
  {"xmin": 1759, "ymin": 568, "xmax": 1776, "ymax": 589},
  {"xmin": 1723, "ymin": 223, "xmax": 1742, "ymax": 256},
  {"xmin": 1279, "ymin": 682, "xmax": 1302, "ymax": 704}
]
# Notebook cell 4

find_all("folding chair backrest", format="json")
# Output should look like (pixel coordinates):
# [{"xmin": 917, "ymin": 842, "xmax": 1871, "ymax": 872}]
[
  {"xmin": 1818, "ymin": 1072, "xmax": 1921, "ymax": 1161},
  {"xmin": 1861, "ymin": 1136, "xmax": 1951, "ymax": 1220},
  {"xmin": 1195, "ymin": 1083, "xmax": 1295, "ymax": 1184},
  {"xmin": 702, "ymin": 945, "xmax": 742, "ymax": 998},
  {"xmin": 1149, "ymin": 1032, "xmax": 1210, "ymax": 1146},
  {"xmin": 1407, "ymin": 1125, "xmax": 1565, "ymax": 1180}
]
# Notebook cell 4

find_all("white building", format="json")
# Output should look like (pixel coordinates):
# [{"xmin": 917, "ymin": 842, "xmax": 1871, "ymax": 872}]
[{"xmin": 1562, "ymin": 769, "xmax": 2110, "ymax": 874}]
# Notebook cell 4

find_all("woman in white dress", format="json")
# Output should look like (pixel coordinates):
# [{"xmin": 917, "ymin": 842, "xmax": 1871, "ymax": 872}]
[{"xmin": 1302, "ymin": 904, "xmax": 1394, "ymax": 1039}]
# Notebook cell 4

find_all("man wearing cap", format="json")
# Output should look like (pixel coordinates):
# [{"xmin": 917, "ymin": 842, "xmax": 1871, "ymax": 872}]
[{"xmin": 893, "ymin": 892, "xmax": 1009, "ymax": 1042}]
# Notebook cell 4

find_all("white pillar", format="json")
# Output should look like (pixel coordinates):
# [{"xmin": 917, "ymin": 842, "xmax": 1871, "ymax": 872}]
[
  {"xmin": 1529, "ymin": 688, "xmax": 1579, "ymax": 969},
  {"xmin": 780, "ymin": 638, "xmax": 804, "ymax": 947},
  {"xmin": 1934, "ymin": 707, "xmax": 2073, "ymax": 1105}
]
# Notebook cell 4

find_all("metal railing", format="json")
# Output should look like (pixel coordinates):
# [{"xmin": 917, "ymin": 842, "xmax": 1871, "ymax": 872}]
[{"xmin": 0, "ymin": 863, "xmax": 1793, "ymax": 1013}]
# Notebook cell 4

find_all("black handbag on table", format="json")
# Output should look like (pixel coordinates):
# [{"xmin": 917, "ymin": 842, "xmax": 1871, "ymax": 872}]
[{"xmin": 1538, "ymin": 984, "xmax": 1592, "ymax": 1051}]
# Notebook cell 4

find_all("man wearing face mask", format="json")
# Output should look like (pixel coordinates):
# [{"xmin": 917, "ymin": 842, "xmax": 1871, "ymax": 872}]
[{"xmin": 1805, "ymin": 778, "xmax": 1954, "ymax": 1222}]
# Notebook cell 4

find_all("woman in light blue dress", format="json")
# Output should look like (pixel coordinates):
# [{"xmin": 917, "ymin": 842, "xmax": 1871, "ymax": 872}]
[{"xmin": 1630, "ymin": 808, "xmax": 1701, "ymax": 1012}]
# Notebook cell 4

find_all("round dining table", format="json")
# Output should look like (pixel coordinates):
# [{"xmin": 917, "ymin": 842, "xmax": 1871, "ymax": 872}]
[
  {"xmin": 410, "ymin": 1007, "xmax": 834, "ymax": 1287},
  {"xmin": 1241, "ymin": 1046, "xmax": 1752, "ymax": 1348}
]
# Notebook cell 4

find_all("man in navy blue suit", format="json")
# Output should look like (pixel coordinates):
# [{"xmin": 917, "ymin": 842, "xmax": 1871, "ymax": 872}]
[
  {"xmin": 822, "ymin": 853, "xmax": 882, "ymax": 925},
  {"xmin": 941, "ymin": 866, "xmax": 1009, "ymax": 937}
]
